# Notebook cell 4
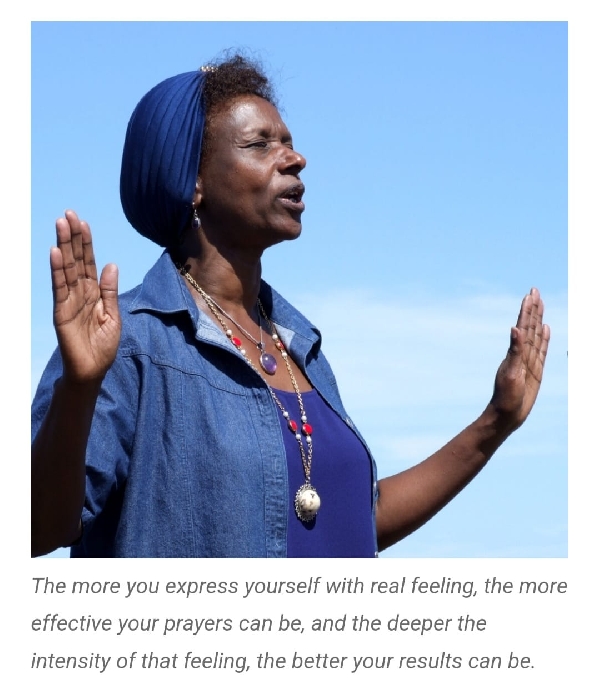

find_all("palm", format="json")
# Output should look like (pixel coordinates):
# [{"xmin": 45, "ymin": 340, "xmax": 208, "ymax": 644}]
[
  {"xmin": 491, "ymin": 288, "xmax": 550, "ymax": 428},
  {"xmin": 51, "ymin": 211, "xmax": 121, "ymax": 382}
]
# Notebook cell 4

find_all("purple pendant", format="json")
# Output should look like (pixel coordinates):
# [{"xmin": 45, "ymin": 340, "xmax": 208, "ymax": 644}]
[{"xmin": 260, "ymin": 352, "xmax": 277, "ymax": 375}]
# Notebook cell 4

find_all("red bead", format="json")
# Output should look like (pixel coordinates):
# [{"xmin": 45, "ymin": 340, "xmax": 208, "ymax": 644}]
[
  {"xmin": 231, "ymin": 337, "xmax": 242, "ymax": 348},
  {"xmin": 276, "ymin": 341, "xmax": 284, "ymax": 350},
  {"xmin": 288, "ymin": 420, "xmax": 298, "ymax": 432},
  {"xmin": 302, "ymin": 424, "xmax": 313, "ymax": 435}
]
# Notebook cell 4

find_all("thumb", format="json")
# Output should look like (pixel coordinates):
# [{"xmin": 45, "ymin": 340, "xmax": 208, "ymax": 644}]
[
  {"xmin": 502, "ymin": 326, "xmax": 524, "ymax": 377},
  {"xmin": 508, "ymin": 326, "xmax": 521, "ymax": 353},
  {"xmin": 99, "ymin": 264, "xmax": 120, "ymax": 320}
]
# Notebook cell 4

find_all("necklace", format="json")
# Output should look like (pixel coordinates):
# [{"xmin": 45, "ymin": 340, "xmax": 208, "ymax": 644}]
[
  {"xmin": 204, "ymin": 293, "xmax": 278, "ymax": 376},
  {"xmin": 177, "ymin": 264, "xmax": 320, "ymax": 521}
]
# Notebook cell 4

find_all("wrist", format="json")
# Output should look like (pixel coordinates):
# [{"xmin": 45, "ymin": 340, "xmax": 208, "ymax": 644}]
[
  {"xmin": 479, "ymin": 402, "xmax": 519, "ymax": 441},
  {"xmin": 57, "ymin": 375, "xmax": 104, "ymax": 401}
]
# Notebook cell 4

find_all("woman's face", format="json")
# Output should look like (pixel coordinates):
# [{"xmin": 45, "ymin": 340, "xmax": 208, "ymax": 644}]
[{"xmin": 196, "ymin": 95, "xmax": 307, "ymax": 250}]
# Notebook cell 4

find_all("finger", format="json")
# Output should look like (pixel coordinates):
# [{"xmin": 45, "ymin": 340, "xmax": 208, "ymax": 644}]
[
  {"xmin": 525, "ymin": 288, "xmax": 541, "ymax": 365},
  {"xmin": 50, "ymin": 245, "xmax": 68, "ymax": 305},
  {"xmin": 65, "ymin": 210, "xmax": 86, "ymax": 281},
  {"xmin": 530, "ymin": 290, "xmax": 545, "ymax": 365},
  {"xmin": 533, "ymin": 322, "xmax": 551, "ymax": 375},
  {"xmin": 55, "ymin": 214, "xmax": 81, "ymax": 294},
  {"xmin": 539, "ymin": 324, "xmax": 551, "ymax": 366},
  {"xmin": 515, "ymin": 292, "xmax": 533, "ymax": 333},
  {"xmin": 99, "ymin": 264, "xmax": 120, "ymax": 322},
  {"xmin": 79, "ymin": 220, "xmax": 98, "ymax": 283}
]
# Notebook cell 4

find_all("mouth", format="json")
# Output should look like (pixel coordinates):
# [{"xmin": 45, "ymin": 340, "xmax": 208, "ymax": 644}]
[{"xmin": 278, "ymin": 182, "xmax": 305, "ymax": 213}]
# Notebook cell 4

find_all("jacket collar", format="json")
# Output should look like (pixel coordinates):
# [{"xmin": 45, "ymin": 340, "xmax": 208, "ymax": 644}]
[
  {"xmin": 127, "ymin": 251, "xmax": 321, "ymax": 349},
  {"xmin": 129, "ymin": 250, "xmax": 192, "ymax": 315}
]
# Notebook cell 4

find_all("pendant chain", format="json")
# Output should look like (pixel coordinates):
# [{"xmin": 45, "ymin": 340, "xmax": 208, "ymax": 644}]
[
  {"xmin": 176, "ymin": 264, "xmax": 316, "ymax": 493},
  {"xmin": 205, "ymin": 292, "xmax": 264, "ymax": 350}
]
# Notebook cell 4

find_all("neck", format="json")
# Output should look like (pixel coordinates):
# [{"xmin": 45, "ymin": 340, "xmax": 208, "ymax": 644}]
[{"xmin": 174, "ymin": 231, "xmax": 263, "ymax": 314}]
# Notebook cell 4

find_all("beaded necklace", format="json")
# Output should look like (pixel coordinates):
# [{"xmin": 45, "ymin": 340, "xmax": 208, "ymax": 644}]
[
  {"xmin": 178, "ymin": 265, "xmax": 320, "ymax": 522},
  {"xmin": 202, "ymin": 292, "xmax": 278, "ymax": 376}
]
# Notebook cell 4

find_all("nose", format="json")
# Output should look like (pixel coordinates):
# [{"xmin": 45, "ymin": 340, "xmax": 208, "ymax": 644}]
[{"xmin": 280, "ymin": 145, "xmax": 306, "ymax": 173}]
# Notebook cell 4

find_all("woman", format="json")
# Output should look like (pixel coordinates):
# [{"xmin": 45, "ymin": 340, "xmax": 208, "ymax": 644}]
[{"xmin": 31, "ymin": 55, "xmax": 550, "ymax": 558}]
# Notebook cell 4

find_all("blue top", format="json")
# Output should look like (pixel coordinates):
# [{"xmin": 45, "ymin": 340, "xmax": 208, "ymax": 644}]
[
  {"xmin": 272, "ymin": 388, "xmax": 376, "ymax": 558},
  {"xmin": 31, "ymin": 251, "xmax": 379, "ymax": 558}
]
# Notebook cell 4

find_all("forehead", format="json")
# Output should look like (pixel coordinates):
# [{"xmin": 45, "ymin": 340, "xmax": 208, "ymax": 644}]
[{"xmin": 208, "ymin": 95, "xmax": 289, "ymax": 139}]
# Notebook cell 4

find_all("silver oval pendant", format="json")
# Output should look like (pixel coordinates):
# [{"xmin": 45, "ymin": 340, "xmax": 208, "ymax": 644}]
[
  {"xmin": 294, "ymin": 483, "xmax": 321, "ymax": 522},
  {"xmin": 259, "ymin": 352, "xmax": 277, "ymax": 375}
]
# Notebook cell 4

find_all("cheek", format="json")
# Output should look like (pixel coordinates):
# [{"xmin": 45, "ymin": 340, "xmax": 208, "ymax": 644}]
[
  {"xmin": 217, "ymin": 167, "xmax": 263, "ymax": 195},
  {"xmin": 229, "ymin": 175, "xmax": 273, "ymax": 210},
  {"xmin": 200, "ymin": 160, "xmax": 274, "ymax": 216}
]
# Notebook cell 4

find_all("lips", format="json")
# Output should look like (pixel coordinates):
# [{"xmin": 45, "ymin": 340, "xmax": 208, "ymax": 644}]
[{"xmin": 278, "ymin": 182, "xmax": 305, "ymax": 213}]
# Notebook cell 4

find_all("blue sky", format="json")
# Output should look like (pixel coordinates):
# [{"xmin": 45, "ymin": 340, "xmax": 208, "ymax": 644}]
[{"xmin": 30, "ymin": 21, "xmax": 567, "ymax": 558}]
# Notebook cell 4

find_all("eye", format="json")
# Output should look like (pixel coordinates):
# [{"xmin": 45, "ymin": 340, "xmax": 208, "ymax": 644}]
[{"xmin": 247, "ymin": 140, "xmax": 268, "ymax": 148}]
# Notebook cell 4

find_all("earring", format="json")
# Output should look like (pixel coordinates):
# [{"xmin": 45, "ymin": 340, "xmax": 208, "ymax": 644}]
[{"xmin": 192, "ymin": 207, "xmax": 201, "ymax": 230}]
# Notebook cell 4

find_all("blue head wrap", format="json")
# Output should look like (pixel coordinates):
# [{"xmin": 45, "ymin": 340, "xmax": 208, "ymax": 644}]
[{"xmin": 120, "ymin": 70, "xmax": 208, "ymax": 247}]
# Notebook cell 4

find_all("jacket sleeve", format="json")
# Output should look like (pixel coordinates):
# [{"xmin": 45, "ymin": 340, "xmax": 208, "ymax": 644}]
[{"xmin": 31, "ymin": 347, "xmax": 140, "ymax": 553}]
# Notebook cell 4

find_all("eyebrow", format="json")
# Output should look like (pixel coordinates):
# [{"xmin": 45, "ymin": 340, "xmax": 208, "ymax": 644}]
[{"xmin": 243, "ymin": 126, "xmax": 293, "ymax": 143}]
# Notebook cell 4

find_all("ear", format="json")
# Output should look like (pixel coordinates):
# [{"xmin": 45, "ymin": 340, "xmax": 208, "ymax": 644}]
[{"xmin": 193, "ymin": 176, "xmax": 203, "ymax": 207}]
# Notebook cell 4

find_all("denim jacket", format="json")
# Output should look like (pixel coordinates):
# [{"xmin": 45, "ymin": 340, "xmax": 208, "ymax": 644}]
[{"xmin": 31, "ymin": 252, "xmax": 378, "ymax": 557}]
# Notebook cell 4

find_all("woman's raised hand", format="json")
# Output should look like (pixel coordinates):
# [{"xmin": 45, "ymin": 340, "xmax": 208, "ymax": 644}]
[
  {"xmin": 491, "ymin": 288, "xmax": 551, "ymax": 429},
  {"xmin": 51, "ymin": 210, "xmax": 121, "ymax": 383}
]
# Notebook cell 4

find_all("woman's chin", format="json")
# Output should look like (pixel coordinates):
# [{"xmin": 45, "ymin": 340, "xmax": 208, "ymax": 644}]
[{"xmin": 262, "ymin": 219, "xmax": 304, "ymax": 247}]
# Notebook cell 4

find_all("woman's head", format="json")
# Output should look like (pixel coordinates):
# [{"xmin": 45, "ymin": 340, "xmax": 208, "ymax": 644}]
[
  {"xmin": 193, "ymin": 93, "xmax": 306, "ymax": 253},
  {"xmin": 120, "ymin": 53, "xmax": 279, "ymax": 247}
]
